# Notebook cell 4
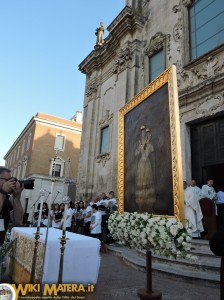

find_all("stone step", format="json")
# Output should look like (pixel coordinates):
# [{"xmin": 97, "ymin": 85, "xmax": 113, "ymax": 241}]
[
  {"xmin": 190, "ymin": 247, "xmax": 216, "ymax": 257},
  {"xmin": 138, "ymin": 250, "xmax": 221, "ymax": 273},
  {"xmin": 108, "ymin": 243, "xmax": 221, "ymax": 287},
  {"xmin": 136, "ymin": 239, "xmax": 220, "ymax": 270},
  {"xmin": 190, "ymin": 239, "xmax": 218, "ymax": 257},
  {"xmin": 191, "ymin": 239, "xmax": 212, "ymax": 250}
]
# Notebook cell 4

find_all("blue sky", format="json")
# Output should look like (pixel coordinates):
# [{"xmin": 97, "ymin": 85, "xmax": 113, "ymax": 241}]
[{"xmin": 0, "ymin": 0, "xmax": 125, "ymax": 165}]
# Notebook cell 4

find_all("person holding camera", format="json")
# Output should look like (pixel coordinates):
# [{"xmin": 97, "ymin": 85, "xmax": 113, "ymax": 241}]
[{"xmin": 0, "ymin": 167, "xmax": 24, "ymax": 245}]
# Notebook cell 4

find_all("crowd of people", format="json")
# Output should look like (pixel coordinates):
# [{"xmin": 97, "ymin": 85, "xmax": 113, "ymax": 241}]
[
  {"xmin": 31, "ymin": 191, "xmax": 117, "ymax": 245},
  {"xmin": 2, "ymin": 164, "xmax": 224, "ymax": 250},
  {"xmin": 184, "ymin": 178, "xmax": 224, "ymax": 238}
]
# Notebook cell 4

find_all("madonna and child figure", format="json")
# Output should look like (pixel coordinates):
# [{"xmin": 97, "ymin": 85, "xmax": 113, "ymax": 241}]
[{"xmin": 135, "ymin": 125, "xmax": 156, "ymax": 212}]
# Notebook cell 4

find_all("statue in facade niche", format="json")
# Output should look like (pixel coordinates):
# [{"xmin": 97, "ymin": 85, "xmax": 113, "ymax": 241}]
[{"xmin": 95, "ymin": 22, "xmax": 105, "ymax": 46}]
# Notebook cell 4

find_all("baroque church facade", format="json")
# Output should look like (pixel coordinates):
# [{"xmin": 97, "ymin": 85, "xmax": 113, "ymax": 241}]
[{"xmin": 77, "ymin": 0, "xmax": 224, "ymax": 199}]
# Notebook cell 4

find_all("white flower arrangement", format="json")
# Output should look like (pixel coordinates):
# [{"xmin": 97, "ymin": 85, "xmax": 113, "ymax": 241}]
[{"xmin": 108, "ymin": 211, "xmax": 193, "ymax": 259}]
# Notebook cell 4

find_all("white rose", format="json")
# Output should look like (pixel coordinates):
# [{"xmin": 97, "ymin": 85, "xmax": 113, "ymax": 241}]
[
  {"xmin": 158, "ymin": 219, "xmax": 166, "ymax": 226},
  {"xmin": 170, "ymin": 225, "xmax": 178, "ymax": 236},
  {"xmin": 177, "ymin": 222, "xmax": 183, "ymax": 229},
  {"xmin": 150, "ymin": 230, "xmax": 157, "ymax": 238},
  {"xmin": 140, "ymin": 232, "xmax": 146, "ymax": 239},
  {"xmin": 143, "ymin": 215, "xmax": 149, "ymax": 221},
  {"xmin": 142, "ymin": 238, "xmax": 148, "ymax": 245},
  {"xmin": 186, "ymin": 236, "xmax": 191, "ymax": 242}
]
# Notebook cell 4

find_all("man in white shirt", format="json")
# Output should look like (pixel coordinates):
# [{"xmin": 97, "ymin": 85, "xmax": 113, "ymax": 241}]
[
  {"xmin": 90, "ymin": 204, "xmax": 102, "ymax": 240},
  {"xmin": 184, "ymin": 181, "xmax": 204, "ymax": 238},
  {"xmin": 201, "ymin": 179, "xmax": 216, "ymax": 200}
]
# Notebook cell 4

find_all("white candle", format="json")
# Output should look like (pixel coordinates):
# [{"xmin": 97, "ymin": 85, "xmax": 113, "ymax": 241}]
[
  {"xmin": 63, "ymin": 203, "xmax": 68, "ymax": 231},
  {"xmin": 37, "ymin": 191, "xmax": 45, "ymax": 227}
]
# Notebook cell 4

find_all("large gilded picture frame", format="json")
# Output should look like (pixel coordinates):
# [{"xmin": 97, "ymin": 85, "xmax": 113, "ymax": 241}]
[{"xmin": 118, "ymin": 65, "xmax": 184, "ymax": 222}]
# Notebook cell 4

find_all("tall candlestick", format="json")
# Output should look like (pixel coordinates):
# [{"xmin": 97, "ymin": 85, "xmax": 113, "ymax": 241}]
[
  {"xmin": 30, "ymin": 189, "xmax": 45, "ymax": 283},
  {"xmin": 63, "ymin": 203, "xmax": 68, "ymax": 231},
  {"xmin": 37, "ymin": 191, "xmax": 45, "ymax": 227}
]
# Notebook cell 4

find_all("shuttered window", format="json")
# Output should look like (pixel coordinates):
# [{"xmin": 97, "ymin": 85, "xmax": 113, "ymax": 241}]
[{"xmin": 54, "ymin": 134, "xmax": 65, "ymax": 151}]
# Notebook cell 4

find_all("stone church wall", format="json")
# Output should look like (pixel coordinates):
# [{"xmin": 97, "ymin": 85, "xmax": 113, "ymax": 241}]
[{"xmin": 77, "ymin": 0, "xmax": 224, "ymax": 199}]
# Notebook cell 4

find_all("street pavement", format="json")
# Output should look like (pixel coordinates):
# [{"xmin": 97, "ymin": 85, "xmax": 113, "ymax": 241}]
[
  {"xmin": 2, "ymin": 248, "xmax": 220, "ymax": 300},
  {"xmin": 90, "ymin": 251, "xmax": 220, "ymax": 300}
]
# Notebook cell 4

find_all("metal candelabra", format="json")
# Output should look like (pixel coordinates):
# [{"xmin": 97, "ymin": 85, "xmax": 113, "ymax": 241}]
[
  {"xmin": 57, "ymin": 196, "xmax": 70, "ymax": 284},
  {"xmin": 30, "ymin": 189, "xmax": 46, "ymax": 283}
]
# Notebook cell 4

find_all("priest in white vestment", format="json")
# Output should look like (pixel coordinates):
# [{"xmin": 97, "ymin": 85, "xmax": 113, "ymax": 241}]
[
  {"xmin": 189, "ymin": 179, "xmax": 202, "ymax": 202},
  {"xmin": 184, "ymin": 181, "xmax": 204, "ymax": 237}
]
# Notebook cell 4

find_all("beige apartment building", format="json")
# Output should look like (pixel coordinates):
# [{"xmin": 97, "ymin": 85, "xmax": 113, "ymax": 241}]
[
  {"xmin": 77, "ymin": 0, "xmax": 224, "ymax": 199},
  {"xmin": 4, "ymin": 112, "xmax": 82, "ymax": 216}
]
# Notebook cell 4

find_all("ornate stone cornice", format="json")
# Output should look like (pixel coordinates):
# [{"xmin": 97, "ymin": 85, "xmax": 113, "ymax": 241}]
[
  {"xmin": 173, "ymin": 18, "xmax": 182, "ymax": 43},
  {"xmin": 145, "ymin": 32, "xmax": 171, "ymax": 58},
  {"xmin": 112, "ymin": 47, "xmax": 132, "ymax": 74},
  {"xmin": 99, "ymin": 110, "xmax": 113, "ymax": 127},
  {"xmin": 194, "ymin": 56, "xmax": 223, "ymax": 79},
  {"xmin": 172, "ymin": 4, "xmax": 181, "ymax": 13},
  {"xmin": 86, "ymin": 82, "xmax": 98, "ymax": 101},
  {"xmin": 96, "ymin": 152, "xmax": 111, "ymax": 167},
  {"xmin": 178, "ymin": 53, "xmax": 224, "ymax": 90},
  {"xmin": 182, "ymin": 0, "xmax": 194, "ymax": 7},
  {"xmin": 195, "ymin": 94, "xmax": 224, "ymax": 117}
]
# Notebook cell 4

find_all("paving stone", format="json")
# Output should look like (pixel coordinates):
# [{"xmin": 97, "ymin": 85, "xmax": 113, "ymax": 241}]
[{"xmin": 92, "ymin": 252, "xmax": 220, "ymax": 300}]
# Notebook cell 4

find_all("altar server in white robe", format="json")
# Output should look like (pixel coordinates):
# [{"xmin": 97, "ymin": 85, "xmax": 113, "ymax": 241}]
[
  {"xmin": 184, "ymin": 181, "xmax": 204, "ymax": 237},
  {"xmin": 201, "ymin": 179, "xmax": 217, "ymax": 200}
]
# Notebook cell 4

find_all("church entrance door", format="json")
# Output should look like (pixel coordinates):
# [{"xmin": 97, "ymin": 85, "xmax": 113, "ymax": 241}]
[{"xmin": 191, "ymin": 115, "xmax": 224, "ymax": 189}]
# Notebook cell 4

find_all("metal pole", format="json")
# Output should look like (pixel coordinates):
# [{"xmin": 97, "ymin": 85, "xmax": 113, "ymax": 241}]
[
  {"xmin": 57, "ymin": 196, "xmax": 70, "ymax": 284},
  {"xmin": 57, "ymin": 229, "xmax": 67, "ymax": 284},
  {"xmin": 40, "ymin": 181, "xmax": 55, "ymax": 286},
  {"xmin": 137, "ymin": 250, "xmax": 162, "ymax": 300},
  {"xmin": 40, "ymin": 151, "xmax": 58, "ymax": 286},
  {"xmin": 221, "ymin": 256, "xmax": 224, "ymax": 300},
  {"xmin": 146, "ymin": 250, "xmax": 152, "ymax": 292},
  {"xmin": 30, "ymin": 226, "xmax": 41, "ymax": 283}
]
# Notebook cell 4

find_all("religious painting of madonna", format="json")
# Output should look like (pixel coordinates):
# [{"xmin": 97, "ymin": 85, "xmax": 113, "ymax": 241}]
[{"xmin": 118, "ymin": 65, "xmax": 185, "ymax": 222}]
